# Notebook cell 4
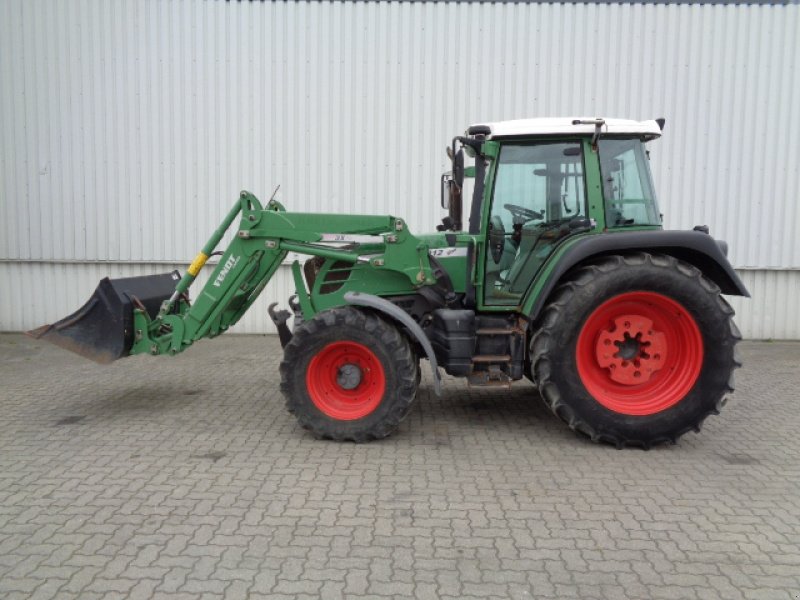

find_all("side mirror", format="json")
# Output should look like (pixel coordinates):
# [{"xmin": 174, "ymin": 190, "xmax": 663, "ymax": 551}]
[{"xmin": 441, "ymin": 173, "xmax": 454, "ymax": 209}]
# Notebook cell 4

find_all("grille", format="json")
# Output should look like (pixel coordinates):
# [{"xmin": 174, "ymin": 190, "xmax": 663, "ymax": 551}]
[{"xmin": 319, "ymin": 261, "xmax": 353, "ymax": 294}]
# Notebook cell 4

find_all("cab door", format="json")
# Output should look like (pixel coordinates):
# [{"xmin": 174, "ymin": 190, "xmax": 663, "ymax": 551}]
[{"xmin": 481, "ymin": 140, "xmax": 589, "ymax": 307}]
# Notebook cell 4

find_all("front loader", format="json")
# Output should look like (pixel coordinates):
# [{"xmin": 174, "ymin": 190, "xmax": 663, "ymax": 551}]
[{"xmin": 31, "ymin": 117, "xmax": 749, "ymax": 448}]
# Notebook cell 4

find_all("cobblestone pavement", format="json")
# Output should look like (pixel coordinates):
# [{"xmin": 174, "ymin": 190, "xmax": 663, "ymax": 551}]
[{"xmin": 1, "ymin": 333, "xmax": 799, "ymax": 600}]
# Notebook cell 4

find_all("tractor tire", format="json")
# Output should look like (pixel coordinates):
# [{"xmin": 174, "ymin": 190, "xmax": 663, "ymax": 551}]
[
  {"xmin": 531, "ymin": 253, "xmax": 741, "ymax": 449},
  {"xmin": 280, "ymin": 306, "xmax": 418, "ymax": 442}
]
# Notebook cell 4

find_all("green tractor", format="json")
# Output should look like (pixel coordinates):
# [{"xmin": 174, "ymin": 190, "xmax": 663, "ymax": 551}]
[{"xmin": 30, "ymin": 117, "xmax": 748, "ymax": 448}]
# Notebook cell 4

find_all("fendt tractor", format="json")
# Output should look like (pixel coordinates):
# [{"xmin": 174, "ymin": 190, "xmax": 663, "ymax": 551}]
[{"xmin": 31, "ymin": 117, "xmax": 748, "ymax": 448}]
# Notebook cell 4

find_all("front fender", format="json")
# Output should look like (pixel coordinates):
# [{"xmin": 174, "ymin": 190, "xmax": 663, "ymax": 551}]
[
  {"xmin": 343, "ymin": 291, "xmax": 442, "ymax": 396},
  {"xmin": 525, "ymin": 230, "xmax": 750, "ymax": 321}
]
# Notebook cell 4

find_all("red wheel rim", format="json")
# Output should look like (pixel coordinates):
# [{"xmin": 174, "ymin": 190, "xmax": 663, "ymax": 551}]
[
  {"xmin": 306, "ymin": 341, "xmax": 386, "ymax": 420},
  {"xmin": 576, "ymin": 291, "xmax": 703, "ymax": 416}
]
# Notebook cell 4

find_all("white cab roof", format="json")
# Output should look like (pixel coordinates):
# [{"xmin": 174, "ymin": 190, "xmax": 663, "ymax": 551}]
[{"xmin": 469, "ymin": 117, "xmax": 662, "ymax": 140}]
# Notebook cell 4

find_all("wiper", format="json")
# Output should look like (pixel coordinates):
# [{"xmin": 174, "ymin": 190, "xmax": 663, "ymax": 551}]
[
  {"xmin": 567, "ymin": 217, "xmax": 594, "ymax": 231},
  {"xmin": 532, "ymin": 217, "xmax": 594, "ymax": 241},
  {"xmin": 540, "ymin": 217, "xmax": 594, "ymax": 231}
]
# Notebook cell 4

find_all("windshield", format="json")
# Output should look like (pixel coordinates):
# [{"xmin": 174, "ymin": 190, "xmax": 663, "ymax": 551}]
[{"xmin": 598, "ymin": 138, "xmax": 660, "ymax": 227}]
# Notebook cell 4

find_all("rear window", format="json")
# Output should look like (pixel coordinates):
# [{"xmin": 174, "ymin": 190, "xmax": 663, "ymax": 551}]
[{"xmin": 598, "ymin": 138, "xmax": 660, "ymax": 227}]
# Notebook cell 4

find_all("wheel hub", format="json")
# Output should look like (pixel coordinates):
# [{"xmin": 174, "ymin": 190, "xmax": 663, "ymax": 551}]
[
  {"xmin": 336, "ymin": 363, "xmax": 363, "ymax": 390},
  {"xmin": 595, "ymin": 315, "xmax": 667, "ymax": 385}
]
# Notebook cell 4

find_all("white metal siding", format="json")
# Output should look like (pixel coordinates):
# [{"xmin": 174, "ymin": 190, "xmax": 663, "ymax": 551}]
[{"xmin": 1, "ymin": 1, "xmax": 798, "ymax": 337}]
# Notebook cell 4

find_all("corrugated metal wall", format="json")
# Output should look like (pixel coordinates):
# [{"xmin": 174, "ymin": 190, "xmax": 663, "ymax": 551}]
[{"xmin": 1, "ymin": 0, "xmax": 798, "ymax": 338}]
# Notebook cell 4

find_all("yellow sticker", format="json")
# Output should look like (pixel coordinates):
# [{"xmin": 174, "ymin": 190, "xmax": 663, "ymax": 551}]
[{"xmin": 187, "ymin": 252, "xmax": 209, "ymax": 276}]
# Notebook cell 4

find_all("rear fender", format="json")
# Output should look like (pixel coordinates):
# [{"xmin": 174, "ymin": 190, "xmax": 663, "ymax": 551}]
[{"xmin": 525, "ymin": 230, "xmax": 750, "ymax": 322}]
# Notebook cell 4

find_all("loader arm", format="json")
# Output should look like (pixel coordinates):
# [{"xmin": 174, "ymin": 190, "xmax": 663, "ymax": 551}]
[
  {"xmin": 129, "ymin": 191, "xmax": 438, "ymax": 359},
  {"xmin": 30, "ymin": 191, "xmax": 438, "ymax": 363}
]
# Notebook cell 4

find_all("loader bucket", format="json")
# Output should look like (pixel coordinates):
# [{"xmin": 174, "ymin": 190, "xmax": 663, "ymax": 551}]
[{"xmin": 27, "ymin": 271, "xmax": 181, "ymax": 364}]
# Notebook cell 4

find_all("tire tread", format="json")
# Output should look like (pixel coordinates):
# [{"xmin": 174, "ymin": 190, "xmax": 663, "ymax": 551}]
[
  {"xmin": 531, "ymin": 252, "xmax": 741, "ymax": 449},
  {"xmin": 280, "ymin": 307, "xmax": 418, "ymax": 442}
]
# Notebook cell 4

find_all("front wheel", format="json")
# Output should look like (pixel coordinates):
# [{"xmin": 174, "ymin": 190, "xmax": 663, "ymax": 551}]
[
  {"xmin": 280, "ymin": 307, "xmax": 418, "ymax": 442},
  {"xmin": 531, "ymin": 253, "xmax": 741, "ymax": 448}
]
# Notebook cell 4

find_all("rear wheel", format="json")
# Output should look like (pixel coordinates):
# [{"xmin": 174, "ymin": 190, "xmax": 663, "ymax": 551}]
[
  {"xmin": 280, "ymin": 307, "xmax": 418, "ymax": 442},
  {"xmin": 531, "ymin": 253, "xmax": 741, "ymax": 448}
]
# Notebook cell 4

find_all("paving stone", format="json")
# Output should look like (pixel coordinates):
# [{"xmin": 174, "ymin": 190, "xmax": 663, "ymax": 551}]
[{"xmin": 1, "ymin": 335, "xmax": 799, "ymax": 599}]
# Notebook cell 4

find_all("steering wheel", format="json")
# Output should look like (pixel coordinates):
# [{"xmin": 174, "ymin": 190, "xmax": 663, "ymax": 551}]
[{"xmin": 504, "ymin": 203, "xmax": 543, "ymax": 223}]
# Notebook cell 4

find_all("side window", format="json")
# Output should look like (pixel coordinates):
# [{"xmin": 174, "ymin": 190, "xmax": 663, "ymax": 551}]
[
  {"xmin": 484, "ymin": 142, "xmax": 586, "ymax": 305},
  {"xmin": 598, "ymin": 138, "xmax": 660, "ymax": 227}
]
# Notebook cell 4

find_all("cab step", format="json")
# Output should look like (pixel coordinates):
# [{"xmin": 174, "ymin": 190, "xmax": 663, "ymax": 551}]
[
  {"xmin": 468, "ymin": 364, "xmax": 512, "ymax": 388},
  {"xmin": 471, "ymin": 354, "xmax": 511, "ymax": 363}
]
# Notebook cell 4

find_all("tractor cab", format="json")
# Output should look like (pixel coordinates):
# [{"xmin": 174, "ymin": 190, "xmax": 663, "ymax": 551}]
[{"xmin": 440, "ymin": 117, "xmax": 665, "ymax": 306}]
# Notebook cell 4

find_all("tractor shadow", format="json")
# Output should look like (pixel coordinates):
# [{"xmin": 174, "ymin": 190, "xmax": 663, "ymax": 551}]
[
  {"xmin": 409, "ymin": 382, "xmax": 688, "ymax": 453},
  {"xmin": 411, "ymin": 378, "xmax": 587, "ymax": 446}
]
